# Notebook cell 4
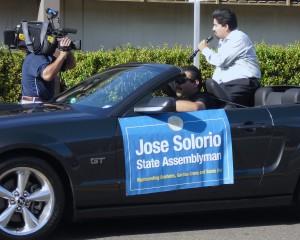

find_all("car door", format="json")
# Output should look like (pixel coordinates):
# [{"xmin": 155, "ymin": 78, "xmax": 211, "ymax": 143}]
[
  {"xmin": 116, "ymin": 104, "xmax": 274, "ymax": 204},
  {"xmin": 257, "ymin": 104, "xmax": 300, "ymax": 197},
  {"xmin": 224, "ymin": 107, "xmax": 274, "ymax": 195}
]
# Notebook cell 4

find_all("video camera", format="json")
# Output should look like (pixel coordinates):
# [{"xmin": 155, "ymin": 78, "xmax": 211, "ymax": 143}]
[{"xmin": 3, "ymin": 8, "xmax": 81, "ymax": 55}]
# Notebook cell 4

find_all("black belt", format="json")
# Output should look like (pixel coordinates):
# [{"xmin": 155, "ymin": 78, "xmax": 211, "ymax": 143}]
[{"xmin": 220, "ymin": 78, "xmax": 260, "ymax": 86}]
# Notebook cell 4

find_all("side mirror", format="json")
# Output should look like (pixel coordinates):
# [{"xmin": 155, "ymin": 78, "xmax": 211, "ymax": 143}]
[{"xmin": 134, "ymin": 97, "xmax": 176, "ymax": 114}]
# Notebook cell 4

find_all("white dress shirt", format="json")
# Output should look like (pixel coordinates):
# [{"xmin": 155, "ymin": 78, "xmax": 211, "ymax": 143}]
[{"xmin": 202, "ymin": 29, "xmax": 261, "ymax": 84}]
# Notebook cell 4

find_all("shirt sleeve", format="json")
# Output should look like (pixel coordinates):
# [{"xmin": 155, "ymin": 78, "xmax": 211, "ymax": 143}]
[
  {"xmin": 202, "ymin": 32, "xmax": 248, "ymax": 68},
  {"xmin": 194, "ymin": 96, "xmax": 212, "ymax": 109},
  {"xmin": 27, "ymin": 55, "xmax": 51, "ymax": 79}
]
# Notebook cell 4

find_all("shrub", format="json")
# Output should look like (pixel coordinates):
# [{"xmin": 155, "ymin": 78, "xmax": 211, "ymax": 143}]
[
  {"xmin": 0, "ymin": 46, "xmax": 25, "ymax": 102},
  {"xmin": 1, "ymin": 42, "xmax": 300, "ymax": 103}
]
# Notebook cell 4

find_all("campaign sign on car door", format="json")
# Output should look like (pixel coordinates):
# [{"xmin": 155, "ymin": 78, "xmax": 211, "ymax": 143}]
[{"xmin": 119, "ymin": 109, "xmax": 233, "ymax": 196}]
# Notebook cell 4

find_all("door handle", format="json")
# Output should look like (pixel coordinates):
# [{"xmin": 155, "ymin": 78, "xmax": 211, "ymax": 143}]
[{"xmin": 238, "ymin": 123, "xmax": 267, "ymax": 130}]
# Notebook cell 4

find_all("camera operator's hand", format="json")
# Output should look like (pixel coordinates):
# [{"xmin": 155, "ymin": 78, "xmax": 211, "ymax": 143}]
[
  {"xmin": 42, "ymin": 37, "xmax": 76, "ymax": 81},
  {"xmin": 58, "ymin": 37, "xmax": 72, "ymax": 52},
  {"xmin": 59, "ymin": 37, "xmax": 76, "ymax": 70},
  {"xmin": 58, "ymin": 37, "xmax": 76, "ymax": 69}
]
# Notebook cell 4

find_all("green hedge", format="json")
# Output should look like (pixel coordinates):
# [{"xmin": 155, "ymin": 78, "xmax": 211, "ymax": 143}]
[
  {"xmin": 1, "ymin": 42, "xmax": 300, "ymax": 103},
  {"xmin": 0, "ymin": 47, "xmax": 25, "ymax": 102}
]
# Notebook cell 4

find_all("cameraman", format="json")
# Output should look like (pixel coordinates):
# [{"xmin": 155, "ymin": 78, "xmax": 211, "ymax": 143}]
[{"xmin": 21, "ymin": 37, "xmax": 76, "ymax": 104}]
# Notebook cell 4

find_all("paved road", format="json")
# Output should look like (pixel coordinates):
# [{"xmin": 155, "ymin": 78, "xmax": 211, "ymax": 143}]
[{"xmin": 49, "ymin": 206, "xmax": 300, "ymax": 240}]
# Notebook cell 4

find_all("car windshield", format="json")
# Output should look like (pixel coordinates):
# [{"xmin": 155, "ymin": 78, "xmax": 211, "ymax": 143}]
[{"xmin": 53, "ymin": 65, "xmax": 164, "ymax": 108}]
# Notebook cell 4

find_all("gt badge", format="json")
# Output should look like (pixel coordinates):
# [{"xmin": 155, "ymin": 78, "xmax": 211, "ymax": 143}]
[{"xmin": 90, "ymin": 157, "xmax": 105, "ymax": 165}]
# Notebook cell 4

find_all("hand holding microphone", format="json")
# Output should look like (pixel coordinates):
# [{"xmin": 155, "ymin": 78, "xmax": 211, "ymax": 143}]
[
  {"xmin": 188, "ymin": 35, "xmax": 214, "ymax": 61},
  {"xmin": 205, "ymin": 35, "xmax": 214, "ymax": 43}
]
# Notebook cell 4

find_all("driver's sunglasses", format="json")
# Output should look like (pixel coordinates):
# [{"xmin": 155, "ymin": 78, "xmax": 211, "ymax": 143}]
[{"xmin": 175, "ymin": 77, "xmax": 194, "ymax": 85}]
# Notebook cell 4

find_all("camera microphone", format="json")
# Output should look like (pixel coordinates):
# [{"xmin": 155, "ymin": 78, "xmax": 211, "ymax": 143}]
[
  {"xmin": 61, "ymin": 28, "xmax": 77, "ymax": 34},
  {"xmin": 188, "ymin": 35, "xmax": 214, "ymax": 61}
]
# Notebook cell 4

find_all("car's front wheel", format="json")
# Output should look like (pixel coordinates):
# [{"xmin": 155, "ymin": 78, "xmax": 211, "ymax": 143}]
[{"xmin": 0, "ymin": 156, "xmax": 65, "ymax": 240}]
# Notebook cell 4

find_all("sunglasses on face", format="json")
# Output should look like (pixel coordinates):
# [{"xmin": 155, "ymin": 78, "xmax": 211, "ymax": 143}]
[{"xmin": 175, "ymin": 77, "xmax": 194, "ymax": 85}]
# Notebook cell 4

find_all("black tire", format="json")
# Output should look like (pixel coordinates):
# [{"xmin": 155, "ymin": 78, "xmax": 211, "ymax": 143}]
[{"xmin": 0, "ymin": 156, "xmax": 65, "ymax": 240}]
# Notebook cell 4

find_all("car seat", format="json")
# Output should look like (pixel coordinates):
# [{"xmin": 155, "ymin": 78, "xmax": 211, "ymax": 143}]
[
  {"xmin": 255, "ymin": 86, "xmax": 300, "ymax": 106},
  {"xmin": 282, "ymin": 88, "xmax": 300, "ymax": 104},
  {"xmin": 203, "ymin": 79, "xmax": 235, "ymax": 109},
  {"xmin": 254, "ymin": 87, "xmax": 281, "ymax": 106}
]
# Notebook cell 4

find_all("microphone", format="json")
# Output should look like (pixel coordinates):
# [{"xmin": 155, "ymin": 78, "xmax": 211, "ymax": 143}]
[
  {"xmin": 188, "ymin": 35, "xmax": 214, "ymax": 61},
  {"xmin": 205, "ymin": 35, "xmax": 214, "ymax": 43}
]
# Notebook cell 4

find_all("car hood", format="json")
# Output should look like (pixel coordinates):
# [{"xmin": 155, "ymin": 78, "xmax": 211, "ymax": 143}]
[{"xmin": 0, "ymin": 103, "xmax": 71, "ymax": 118}]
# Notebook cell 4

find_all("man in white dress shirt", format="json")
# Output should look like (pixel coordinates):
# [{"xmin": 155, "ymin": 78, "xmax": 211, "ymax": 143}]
[{"xmin": 198, "ymin": 8, "xmax": 261, "ymax": 107}]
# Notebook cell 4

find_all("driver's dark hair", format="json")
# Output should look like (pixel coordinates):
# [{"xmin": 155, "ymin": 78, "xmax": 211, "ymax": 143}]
[
  {"xmin": 181, "ymin": 65, "xmax": 202, "ymax": 82},
  {"xmin": 212, "ymin": 8, "xmax": 238, "ymax": 31}
]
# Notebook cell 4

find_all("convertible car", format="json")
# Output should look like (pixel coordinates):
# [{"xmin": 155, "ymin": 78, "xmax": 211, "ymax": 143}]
[{"xmin": 0, "ymin": 62, "xmax": 300, "ymax": 240}]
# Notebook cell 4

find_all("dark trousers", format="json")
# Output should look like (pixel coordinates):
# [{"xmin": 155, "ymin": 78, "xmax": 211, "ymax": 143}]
[{"xmin": 219, "ymin": 78, "xmax": 260, "ymax": 107}]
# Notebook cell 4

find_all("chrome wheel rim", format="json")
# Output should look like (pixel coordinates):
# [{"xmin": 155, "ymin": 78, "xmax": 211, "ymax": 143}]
[{"xmin": 0, "ymin": 167, "xmax": 55, "ymax": 236}]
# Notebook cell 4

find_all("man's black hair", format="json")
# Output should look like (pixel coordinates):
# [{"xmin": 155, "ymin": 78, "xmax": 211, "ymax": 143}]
[
  {"xmin": 212, "ymin": 8, "xmax": 238, "ymax": 31},
  {"xmin": 181, "ymin": 65, "xmax": 202, "ymax": 82}
]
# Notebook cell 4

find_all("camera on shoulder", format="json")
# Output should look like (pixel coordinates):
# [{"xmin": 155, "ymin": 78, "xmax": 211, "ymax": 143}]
[{"xmin": 3, "ymin": 8, "xmax": 81, "ymax": 55}]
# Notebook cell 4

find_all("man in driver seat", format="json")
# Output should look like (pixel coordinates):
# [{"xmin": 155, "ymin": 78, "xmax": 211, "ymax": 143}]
[{"xmin": 174, "ymin": 66, "xmax": 213, "ymax": 112}]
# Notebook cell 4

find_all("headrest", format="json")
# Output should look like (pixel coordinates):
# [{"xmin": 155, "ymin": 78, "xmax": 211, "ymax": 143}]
[
  {"xmin": 204, "ymin": 79, "xmax": 235, "ymax": 108},
  {"xmin": 265, "ymin": 92, "xmax": 283, "ymax": 105},
  {"xmin": 204, "ymin": 79, "xmax": 230, "ymax": 102},
  {"xmin": 282, "ymin": 88, "xmax": 300, "ymax": 104},
  {"xmin": 255, "ymin": 87, "xmax": 300, "ymax": 106},
  {"xmin": 254, "ymin": 87, "xmax": 273, "ymax": 106}
]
